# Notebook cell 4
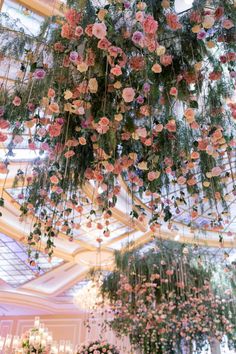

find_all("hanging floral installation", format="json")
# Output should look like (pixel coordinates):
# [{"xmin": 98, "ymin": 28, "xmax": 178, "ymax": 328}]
[
  {"xmin": 100, "ymin": 241, "xmax": 236, "ymax": 353},
  {"xmin": 0, "ymin": 0, "xmax": 235, "ymax": 258}
]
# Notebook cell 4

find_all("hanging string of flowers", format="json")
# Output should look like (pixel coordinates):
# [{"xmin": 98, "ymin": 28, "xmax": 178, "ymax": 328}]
[{"xmin": 0, "ymin": 0, "xmax": 235, "ymax": 258}]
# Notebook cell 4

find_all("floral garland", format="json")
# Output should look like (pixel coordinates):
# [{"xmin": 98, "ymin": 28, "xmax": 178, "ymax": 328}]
[
  {"xmin": 0, "ymin": 0, "xmax": 235, "ymax": 259},
  {"xmin": 77, "ymin": 341, "xmax": 119, "ymax": 354}
]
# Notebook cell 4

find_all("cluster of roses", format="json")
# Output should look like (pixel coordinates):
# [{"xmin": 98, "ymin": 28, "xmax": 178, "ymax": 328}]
[
  {"xmin": 77, "ymin": 341, "xmax": 119, "ymax": 354},
  {"xmin": 109, "ymin": 273, "xmax": 234, "ymax": 353}
]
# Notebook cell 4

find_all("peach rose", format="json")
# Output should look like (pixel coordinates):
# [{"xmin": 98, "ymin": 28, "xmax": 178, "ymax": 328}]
[
  {"xmin": 88, "ymin": 78, "xmax": 98, "ymax": 93},
  {"xmin": 97, "ymin": 8, "xmax": 108, "ymax": 21},
  {"xmin": 50, "ymin": 175, "xmax": 59, "ymax": 184},
  {"xmin": 48, "ymin": 88, "xmax": 55, "ymax": 98},
  {"xmin": 64, "ymin": 150, "xmax": 75, "ymax": 158},
  {"xmin": 49, "ymin": 102, "xmax": 60, "ymax": 113},
  {"xmin": 184, "ymin": 108, "xmax": 195, "ymax": 123},
  {"xmin": 191, "ymin": 151, "xmax": 200, "ymax": 159},
  {"xmin": 61, "ymin": 23, "xmax": 73, "ymax": 39},
  {"xmin": 122, "ymin": 87, "xmax": 135, "ymax": 102},
  {"xmin": 152, "ymin": 63, "xmax": 162, "ymax": 73},
  {"xmin": 136, "ymin": 11, "xmax": 144, "ymax": 22},
  {"xmin": 79, "ymin": 137, "xmax": 87, "ymax": 145}
]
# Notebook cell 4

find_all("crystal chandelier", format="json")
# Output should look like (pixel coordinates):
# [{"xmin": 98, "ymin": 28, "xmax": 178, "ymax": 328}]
[{"xmin": 73, "ymin": 277, "xmax": 107, "ymax": 311}]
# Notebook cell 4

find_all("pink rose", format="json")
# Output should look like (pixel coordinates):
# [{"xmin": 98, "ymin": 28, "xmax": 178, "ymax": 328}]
[
  {"xmin": 165, "ymin": 119, "xmax": 176, "ymax": 132},
  {"xmin": 92, "ymin": 22, "xmax": 107, "ymax": 39},
  {"xmin": 143, "ymin": 15, "xmax": 158, "ymax": 34},
  {"xmin": 122, "ymin": 87, "xmax": 135, "ymax": 102},
  {"xmin": 222, "ymin": 19, "xmax": 234, "ymax": 29},
  {"xmin": 61, "ymin": 23, "xmax": 73, "ymax": 39},
  {"xmin": 75, "ymin": 26, "xmax": 83, "ymax": 37},
  {"xmin": 0, "ymin": 119, "xmax": 9, "ymax": 129},
  {"xmin": 211, "ymin": 166, "xmax": 222, "ymax": 176},
  {"xmin": 64, "ymin": 150, "xmax": 75, "ymax": 158},
  {"xmin": 12, "ymin": 96, "xmax": 21, "ymax": 106},
  {"xmin": 177, "ymin": 176, "xmax": 186, "ymax": 185},
  {"xmin": 169, "ymin": 87, "xmax": 178, "ymax": 96},
  {"xmin": 99, "ymin": 117, "xmax": 110, "ymax": 126},
  {"xmin": 48, "ymin": 124, "xmax": 62, "ymax": 137},
  {"xmin": 65, "ymin": 9, "xmax": 81, "ymax": 26},
  {"xmin": 148, "ymin": 171, "xmax": 160, "ymax": 181},
  {"xmin": 154, "ymin": 124, "xmax": 163, "ymax": 133},
  {"xmin": 97, "ymin": 38, "xmax": 111, "ymax": 50},
  {"xmin": 160, "ymin": 54, "xmax": 172, "ymax": 66},
  {"xmin": 110, "ymin": 65, "xmax": 122, "ymax": 76},
  {"xmin": 0, "ymin": 132, "xmax": 7, "ymax": 142}
]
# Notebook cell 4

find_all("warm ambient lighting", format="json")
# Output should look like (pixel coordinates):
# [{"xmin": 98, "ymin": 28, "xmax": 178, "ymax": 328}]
[{"xmin": 73, "ymin": 278, "xmax": 107, "ymax": 311}]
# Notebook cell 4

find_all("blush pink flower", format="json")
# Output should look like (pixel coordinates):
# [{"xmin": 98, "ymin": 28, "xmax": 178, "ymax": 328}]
[
  {"xmin": 48, "ymin": 124, "xmax": 62, "ymax": 137},
  {"xmin": 92, "ymin": 22, "xmax": 107, "ymax": 39},
  {"xmin": 64, "ymin": 150, "xmax": 75, "ymax": 158},
  {"xmin": 222, "ymin": 19, "xmax": 234, "ymax": 30},
  {"xmin": 122, "ymin": 87, "xmax": 135, "ymax": 102},
  {"xmin": 170, "ymin": 87, "xmax": 178, "ymax": 96},
  {"xmin": 65, "ymin": 9, "xmax": 81, "ymax": 26},
  {"xmin": 0, "ymin": 132, "xmax": 7, "ymax": 142},
  {"xmin": 143, "ymin": 15, "xmax": 158, "ymax": 34},
  {"xmin": 85, "ymin": 24, "xmax": 93, "ymax": 37},
  {"xmin": 12, "ymin": 96, "xmax": 21, "ymax": 106},
  {"xmin": 177, "ymin": 176, "xmax": 186, "ymax": 185},
  {"xmin": 160, "ymin": 54, "xmax": 172, "ymax": 66},
  {"xmin": 0, "ymin": 119, "xmax": 9, "ymax": 129},
  {"xmin": 97, "ymin": 38, "xmax": 111, "ymax": 50},
  {"xmin": 148, "ymin": 171, "xmax": 160, "ymax": 181},
  {"xmin": 110, "ymin": 65, "xmax": 122, "ymax": 76},
  {"xmin": 165, "ymin": 119, "xmax": 176, "ymax": 132},
  {"xmin": 75, "ymin": 26, "xmax": 83, "ymax": 37},
  {"xmin": 99, "ymin": 117, "xmax": 110, "ymax": 126},
  {"xmin": 211, "ymin": 166, "xmax": 222, "ymax": 176}
]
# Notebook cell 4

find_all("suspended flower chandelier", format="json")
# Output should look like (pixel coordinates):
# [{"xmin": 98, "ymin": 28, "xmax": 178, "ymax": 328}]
[{"xmin": 0, "ymin": 0, "xmax": 235, "ymax": 261}]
